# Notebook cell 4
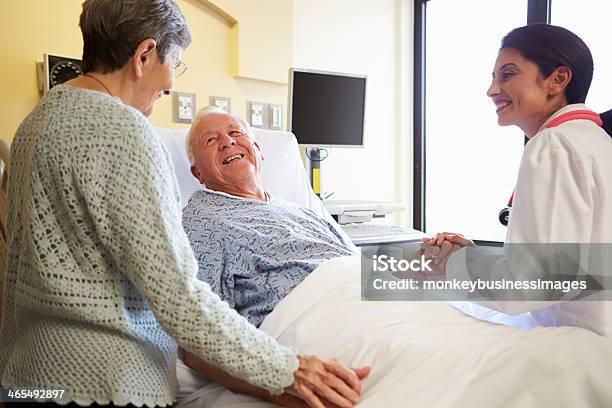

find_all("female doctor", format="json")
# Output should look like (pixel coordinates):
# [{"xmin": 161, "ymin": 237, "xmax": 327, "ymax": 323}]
[{"xmin": 422, "ymin": 24, "xmax": 612, "ymax": 336}]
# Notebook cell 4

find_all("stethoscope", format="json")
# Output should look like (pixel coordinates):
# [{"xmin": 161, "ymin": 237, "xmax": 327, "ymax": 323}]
[{"xmin": 499, "ymin": 109, "xmax": 603, "ymax": 226}]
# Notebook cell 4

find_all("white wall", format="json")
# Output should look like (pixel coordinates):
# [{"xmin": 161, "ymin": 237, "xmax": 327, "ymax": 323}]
[{"xmin": 292, "ymin": 0, "xmax": 413, "ymax": 226}]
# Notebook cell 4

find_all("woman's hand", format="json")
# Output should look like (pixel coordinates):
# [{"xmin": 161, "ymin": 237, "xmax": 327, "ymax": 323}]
[
  {"xmin": 286, "ymin": 355, "xmax": 371, "ymax": 408},
  {"xmin": 182, "ymin": 352, "xmax": 368, "ymax": 408}
]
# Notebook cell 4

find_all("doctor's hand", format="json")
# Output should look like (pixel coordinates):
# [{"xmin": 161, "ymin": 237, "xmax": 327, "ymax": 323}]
[
  {"xmin": 286, "ymin": 355, "xmax": 370, "ymax": 408},
  {"xmin": 423, "ymin": 232, "xmax": 475, "ymax": 248},
  {"xmin": 418, "ymin": 232, "xmax": 475, "ymax": 275}
]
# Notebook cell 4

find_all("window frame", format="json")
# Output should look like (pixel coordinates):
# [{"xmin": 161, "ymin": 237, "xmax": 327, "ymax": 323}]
[{"xmin": 412, "ymin": 0, "xmax": 551, "ymax": 244}]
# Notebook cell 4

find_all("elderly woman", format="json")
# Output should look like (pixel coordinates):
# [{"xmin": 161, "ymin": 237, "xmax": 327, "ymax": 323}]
[{"xmin": 0, "ymin": 1, "xmax": 367, "ymax": 407}]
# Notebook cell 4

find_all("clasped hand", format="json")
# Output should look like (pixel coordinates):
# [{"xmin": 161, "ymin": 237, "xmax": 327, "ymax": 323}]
[
  {"xmin": 416, "ymin": 232, "xmax": 475, "ymax": 276},
  {"xmin": 286, "ymin": 355, "xmax": 370, "ymax": 408}
]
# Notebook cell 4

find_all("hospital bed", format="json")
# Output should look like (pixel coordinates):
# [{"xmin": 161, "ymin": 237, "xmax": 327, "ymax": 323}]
[{"xmin": 157, "ymin": 127, "xmax": 612, "ymax": 408}]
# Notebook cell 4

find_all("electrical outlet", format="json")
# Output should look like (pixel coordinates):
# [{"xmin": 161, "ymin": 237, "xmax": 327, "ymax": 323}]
[
  {"xmin": 247, "ymin": 101, "xmax": 268, "ymax": 128},
  {"xmin": 268, "ymin": 104, "xmax": 283, "ymax": 130},
  {"xmin": 209, "ymin": 95, "xmax": 231, "ymax": 113},
  {"xmin": 173, "ymin": 91, "xmax": 196, "ymax": 123}
]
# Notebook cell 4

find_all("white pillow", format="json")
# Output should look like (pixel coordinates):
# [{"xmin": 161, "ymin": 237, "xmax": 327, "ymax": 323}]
[
  {"xmin": 155, "ymin": 127, "xmax": 199, "ymax": 207},
  {"xmin": 155, "ymin": 127, "xmax": 330, "ymax": 220},
  {"xmin": 253, "ymin": 128, "xmax": 331, "ymax": 221}
]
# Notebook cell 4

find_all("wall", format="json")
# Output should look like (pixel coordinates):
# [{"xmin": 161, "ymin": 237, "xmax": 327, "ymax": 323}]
[
  {"xmin": 199, "ymin": 0, "xmax": 293, "ymax": 84},
  {"xmin": 0, "ymin": 1, "xmax": 83, "ymax": 143},
  {"xmin": 0, "ymin": 0, "xmax": 292, "ymax": 143},
  {"xmin": 153, "ymin": 0, "xmax": 291, "ymax": 130},
  {"xmin": 293, "ymin": 0, "xmax": 413, "ymax": 226},
  {"xmin": 0, "ymin": 0, "xmax": 414, "ymax": 226}
]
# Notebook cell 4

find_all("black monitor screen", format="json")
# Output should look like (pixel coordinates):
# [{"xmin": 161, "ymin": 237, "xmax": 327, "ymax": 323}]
[{"xmin": 289, "ymin": 70, "xmax": 366, "ymax": 147}]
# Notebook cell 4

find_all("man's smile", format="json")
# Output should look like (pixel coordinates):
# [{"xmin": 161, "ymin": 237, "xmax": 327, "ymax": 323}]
[{"xmin": 222, "ymin": 153, "xmax": 245, "ymax": 164}]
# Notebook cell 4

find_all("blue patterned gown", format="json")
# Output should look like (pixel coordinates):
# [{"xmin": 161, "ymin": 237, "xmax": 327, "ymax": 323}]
[{"xmin": 182, "ymin": 189, "xmax": 356, "ymax": 327}]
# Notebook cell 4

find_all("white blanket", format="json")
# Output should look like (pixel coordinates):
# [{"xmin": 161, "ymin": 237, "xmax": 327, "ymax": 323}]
[{"xmin": 178, "ymin": 255, "xmax": 612, "ymax": 408}]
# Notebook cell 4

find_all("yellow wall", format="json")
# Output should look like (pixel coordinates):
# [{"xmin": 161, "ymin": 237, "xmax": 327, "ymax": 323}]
[
  {"xmin": 152, "ymin": 0, "xmax": 290, "ymax": 130},
  {"xmin": 0, "ymin": 1, "xmax": 83, "ymax": 142},
  {"xmin": 200, "ymin": 0, "xmax": 293, "ymax": 84},
  {"xmin": 0, "ymin": 0, "xmax": 292, "ymax": 143}
]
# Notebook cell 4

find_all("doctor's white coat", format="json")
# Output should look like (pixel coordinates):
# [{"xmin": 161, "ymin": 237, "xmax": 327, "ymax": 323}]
[{"xmin": 448, "ymin": 103, "xmax": 612, "ymax": 337}]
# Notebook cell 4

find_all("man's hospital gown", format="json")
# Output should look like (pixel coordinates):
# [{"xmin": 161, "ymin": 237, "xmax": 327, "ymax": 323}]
[{"xmin": 182, "ymin": 189, "xmax": 355, "ymax": 327}]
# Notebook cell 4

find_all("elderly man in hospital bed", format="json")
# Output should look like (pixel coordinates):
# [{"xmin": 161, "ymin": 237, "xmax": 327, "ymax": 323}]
[
  {"xmin": 182, "ymin": 107, "xmax": 358, "ymax": 328},
  {"xmin": 172, "ymin": 107, "xmax": 612, "ymax": 408},
  {"xmin": 177, "ymin": 106, "xmax": 363, "ymax": 406}
]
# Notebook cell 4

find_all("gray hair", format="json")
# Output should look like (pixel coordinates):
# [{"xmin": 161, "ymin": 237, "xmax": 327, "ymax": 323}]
[
  {"xmin": 185, "ymin": 106, "xmax": 255, "ymax": 164},
  {"xmin": 79, "ymin": 0, "xmax": 192, "ymax": 73}
]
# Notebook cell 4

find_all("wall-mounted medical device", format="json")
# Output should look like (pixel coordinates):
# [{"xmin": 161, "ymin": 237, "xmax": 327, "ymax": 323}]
[
  {"xmin": 288, "ymin": 68, "xmax": 367, "ymax": 196},
  {"xmin": 37, "ymin": 53, "xmax": 82, "ymax": 94}
]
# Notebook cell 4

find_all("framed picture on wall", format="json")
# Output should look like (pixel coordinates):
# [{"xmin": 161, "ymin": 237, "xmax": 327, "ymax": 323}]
[
  {"xmin": 209, "ymin": 95, "xmax": 231, "ymax": 113},
  {"xmin": 268, "ymin": 104, "xmax": 283, "ymax": 130}
]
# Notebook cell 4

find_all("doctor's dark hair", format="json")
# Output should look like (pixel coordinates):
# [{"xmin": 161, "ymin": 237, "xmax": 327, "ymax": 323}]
[
  {"xmin": 601, "ymin": 109, "xmax": 612, "ymax": 137},
  {"xmin": 501, "ymin": 24, "xmax": 593, "ymax": 104},
  {"xmin": 79, "ymin": 0, "xmax": 191, "ymax": 74}
]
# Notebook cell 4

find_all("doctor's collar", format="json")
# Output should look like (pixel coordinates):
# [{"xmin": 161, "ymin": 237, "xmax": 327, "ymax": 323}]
[{"xmin": 537, "ymin": 103, "xmax": 590, "ymax": 134}]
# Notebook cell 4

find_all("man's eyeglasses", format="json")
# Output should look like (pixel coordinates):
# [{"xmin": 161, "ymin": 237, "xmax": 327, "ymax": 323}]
[{"xmin": 166, "ymin": 55, "xmax": 187, "ymax": 78}]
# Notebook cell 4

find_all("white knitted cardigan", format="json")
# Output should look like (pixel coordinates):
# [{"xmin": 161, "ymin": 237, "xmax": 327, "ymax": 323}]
[{"xmin": 0, "ymin": 86, "xmax": 298, "ymax": 407}]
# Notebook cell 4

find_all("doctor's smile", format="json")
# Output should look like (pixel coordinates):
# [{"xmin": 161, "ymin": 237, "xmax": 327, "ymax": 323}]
[{"xmin": 493, "ymin": 99, "xmax": 512, "ymax": 113}]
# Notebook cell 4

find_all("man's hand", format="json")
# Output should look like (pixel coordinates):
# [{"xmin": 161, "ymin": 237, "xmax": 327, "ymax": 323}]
[
  {"xmin": 423, "ymin": 232, "xmax": 475, "ymax": 248},
  {"xmin": 286, "ymin": 355, "xmax": 371, "ymax": 408},
  {"xmin": 417, "ymin": 232, "xmax": 475, "ymax": 275},
  {"xmin": 182, "ymin": 351, "xmax": 369, "ymax": 408}
]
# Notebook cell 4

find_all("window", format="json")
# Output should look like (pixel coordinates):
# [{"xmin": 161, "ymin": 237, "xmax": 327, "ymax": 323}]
[
  {"xmin": 414, "ymin": 0, "xmax": 608, "ymax": 243},
  {"xmin": 421, "ymin": 0, "xmax": 527, "ymax": 242}
]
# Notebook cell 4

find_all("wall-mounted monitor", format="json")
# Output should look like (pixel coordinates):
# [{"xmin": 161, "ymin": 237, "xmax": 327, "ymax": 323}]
[{"xmin": 288, "ymin": 68, "xmax": 366, "ymax": 148}]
